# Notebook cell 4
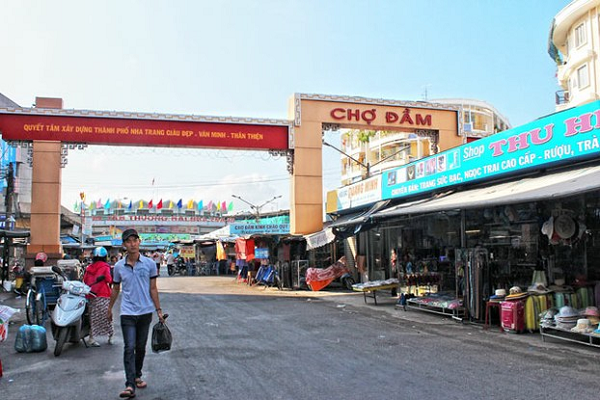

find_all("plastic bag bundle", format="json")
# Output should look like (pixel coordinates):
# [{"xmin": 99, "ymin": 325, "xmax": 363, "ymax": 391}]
[
  {"xmin": 14, "ymin": 324, "xmax": 47, "ymax": 353},
  {"xmin": 151, "ymin": 318, "xmax": 172, "ymax": 353}
]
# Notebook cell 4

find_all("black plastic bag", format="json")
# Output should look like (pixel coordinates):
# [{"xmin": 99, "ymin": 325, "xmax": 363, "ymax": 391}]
[{"xmin": 151, "ymin": 317, "xmax": 172, "ymax": 353}]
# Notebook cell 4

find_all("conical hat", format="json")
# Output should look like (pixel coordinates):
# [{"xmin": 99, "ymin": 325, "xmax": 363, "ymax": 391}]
[{"xmin": 555, "ymin": 215, "xmax": 576, "ymax": 239}]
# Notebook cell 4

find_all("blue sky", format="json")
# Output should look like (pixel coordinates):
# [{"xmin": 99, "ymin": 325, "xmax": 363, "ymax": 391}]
[{"xmin": 0, "ymin": 0, "xmax": 569, "ymax": 213}]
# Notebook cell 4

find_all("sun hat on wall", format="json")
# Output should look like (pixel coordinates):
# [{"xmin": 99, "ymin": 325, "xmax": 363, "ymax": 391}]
[{"xmin": 554, "ymin": 215, "xmax": 576, "ymax": 239}]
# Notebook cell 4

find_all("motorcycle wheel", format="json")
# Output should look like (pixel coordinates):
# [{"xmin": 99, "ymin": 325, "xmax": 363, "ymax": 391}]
[
  {"xmin": 54, "ymin": 326, "xmax": 68, "ymax": 357},
  {"xmin": 342, "ymin": 276, "xmax": 356, "ymax": 291},
  {"xmin": 25, "ymin": 289, "xmax": 36, "ymax": 325},
  {"xmin": 167, "ymin": 266, "xmax": 174, "ymax": 276}
]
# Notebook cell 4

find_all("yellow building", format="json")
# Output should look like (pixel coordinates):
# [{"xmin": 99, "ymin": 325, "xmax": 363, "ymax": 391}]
[{"xmin": 550, "ymin": 0, "xmax": 600, "ymax": 110}]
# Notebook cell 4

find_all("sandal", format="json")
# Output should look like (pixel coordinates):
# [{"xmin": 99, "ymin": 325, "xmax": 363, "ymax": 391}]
[
  {"xmin": 135, "ymin": 379, "xmax": 147, "ymax": 389},
  {"xmin": 119, "ymin": 387, "xmax": 136, "ymax": 398}
]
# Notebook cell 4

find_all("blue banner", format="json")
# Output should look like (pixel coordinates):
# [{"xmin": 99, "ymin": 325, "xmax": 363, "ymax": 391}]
[
  {"xmin": 382, "ymin": 100, "xmax": 600, "ymax": 200},
  {"xmin": 0, "ymin": 140, "xmax": 16, "ymax": 190}
]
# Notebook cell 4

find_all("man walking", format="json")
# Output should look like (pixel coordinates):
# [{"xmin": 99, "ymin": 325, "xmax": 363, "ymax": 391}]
[{"xmin": 108, "ymin": 229, "xmax": 164, "ymax": 399}]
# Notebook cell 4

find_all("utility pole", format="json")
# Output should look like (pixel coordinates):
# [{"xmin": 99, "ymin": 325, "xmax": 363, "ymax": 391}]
[{"xmin": 5, "ymin": 162, "xmax": 14, "ymax": 220}]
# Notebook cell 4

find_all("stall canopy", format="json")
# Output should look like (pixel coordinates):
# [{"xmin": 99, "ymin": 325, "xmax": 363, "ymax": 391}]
[
  {"xmin": 305, "ymin": 227, "xmax": 336, "ymax": 250},
  {"xmin": 373, "ymin": 164, "xmax": 600, "ymax": 219}
]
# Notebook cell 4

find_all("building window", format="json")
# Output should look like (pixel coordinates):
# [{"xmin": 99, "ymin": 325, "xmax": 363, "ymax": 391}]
[
  {"xmin": 575, "ymin": 23, "xmax": 586, "ymax": 47},
  {"xmin": 577, "ymin": 64, "xmax": 589, "ymax": 89}
]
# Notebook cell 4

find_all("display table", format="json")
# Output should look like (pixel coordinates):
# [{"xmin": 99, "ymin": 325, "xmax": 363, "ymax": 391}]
[
  {"xmin": 400, "ymin": 293, "xmax": 464, "ymax": 320},
  {"xmin": 540, "ymin": 326, "xmax": 600, "ymax": 349},
  {"xmin": 352, "ymin": 281, "xmax": 399, "ymax": 305}
]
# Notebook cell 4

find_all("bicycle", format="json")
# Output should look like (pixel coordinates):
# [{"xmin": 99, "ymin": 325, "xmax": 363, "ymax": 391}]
[{"xmin": 25, "ymin": 267, "xmax": 61, "ymax": 326}]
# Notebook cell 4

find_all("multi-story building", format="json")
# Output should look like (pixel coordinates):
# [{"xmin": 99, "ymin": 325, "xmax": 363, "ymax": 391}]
[
  {"xmin": 0, "ymin": 93, "xmax": 32, "ymax": 229},
  {"xmin": 339, "ymin": 99, "xmax": 510, "ymax": 186},
  {"xmin": 550, "ymin": 0, "xmax": 600, "ymax": 111}
]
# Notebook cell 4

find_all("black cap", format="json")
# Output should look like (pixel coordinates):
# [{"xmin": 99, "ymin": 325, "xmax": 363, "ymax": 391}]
[{"xmin": 122, "ymin": 228, "xmax": 140, "ymax": 242}]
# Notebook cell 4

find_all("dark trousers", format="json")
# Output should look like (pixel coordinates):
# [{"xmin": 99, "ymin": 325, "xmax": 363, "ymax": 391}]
[{"xmin": 121, "ymin": 313, "xmax": 152, "ymax": 390}]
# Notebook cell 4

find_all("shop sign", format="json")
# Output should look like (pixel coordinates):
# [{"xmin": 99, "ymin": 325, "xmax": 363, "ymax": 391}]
[
  {"xmin": 0, "ymin": 112, "xmax": 289, "ymax": 150},
  {"xmin": 230, "ymin": 223, "xmax": 289, "ymax": 235},
  {"xmin": 179, "ymin": 246, "xmax": 195, "ymax": 258},
  {"xmin": 140, "ymin": 233, "xmax": 191, "ymax": 242},
  {"xmin": 382, "ymin": 100, "xmax": 600, "ymax": 201},
  {"xmin": 90, "ymin": 215, "xmax": 232, "ymax": 227},
  {"xmin": 336, "ymin": 175, "xmax": 381, "ymax": 211}
]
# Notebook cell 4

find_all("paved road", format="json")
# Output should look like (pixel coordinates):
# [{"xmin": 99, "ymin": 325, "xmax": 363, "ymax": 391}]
[{"xmin": 1, "ymin": 276, "xmax": 599, "ymax": 400}]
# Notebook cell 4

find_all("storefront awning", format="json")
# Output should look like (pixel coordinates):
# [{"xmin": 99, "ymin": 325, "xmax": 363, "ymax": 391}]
[
  {"xmin": 305, "ymin": 227, "xmax": 336, "ymax": 251},
  {"xmin": 330, "ymin": 200, "xmax": 391, "ymax": 228},
  {"xmin": 331, "ymin": 200, "xmax": 390, "ymax": 238},
  {"xmin": 374, "ymin": 165, "xmax": 600, "ymax": 218}
]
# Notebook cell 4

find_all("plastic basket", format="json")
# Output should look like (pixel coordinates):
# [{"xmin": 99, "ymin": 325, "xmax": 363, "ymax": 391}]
[{"xmin": 35, "ymin": 276, "xmax": 60, "ymax": 305}]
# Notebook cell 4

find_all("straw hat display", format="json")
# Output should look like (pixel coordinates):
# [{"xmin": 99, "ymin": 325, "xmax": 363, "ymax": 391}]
[
  {"xmin": 527, "ymin": 283, "xmax": 551, "ymax": 294},
  {"xmin": 555, "ymin": 306, "xmax": 579, "ymax": 330},
  {"xmin": 490, "ymin": 289, "xmax": 506, "ymax": 300},
  {"xmin": 540, "ymin": 309, "xmax": 557, "ymax": 328},
  {"xmin": 571, "ymin": 318, "xmax": 594, "ymax": 334},
  {"xmin": 505, "ymin": 286, "xmax": 528, "ymax": 300}
]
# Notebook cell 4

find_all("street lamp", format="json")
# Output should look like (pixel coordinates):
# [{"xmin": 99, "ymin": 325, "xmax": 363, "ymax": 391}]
[
  {"xmin": 79, "ymin": 192, "xmax": 86, "ymax": 246},
  {"xmin": 322, "ymin": 138, "xmax": 411, "ymax": 179},
  {"xmin": 231, "ymin": 194, "xmax": 282, "ymax": 222}
]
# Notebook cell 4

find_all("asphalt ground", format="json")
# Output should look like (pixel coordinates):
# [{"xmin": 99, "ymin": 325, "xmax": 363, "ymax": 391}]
[{"xmin": 1, "ymin": 275, "xmax": 599, "ymax": 400}]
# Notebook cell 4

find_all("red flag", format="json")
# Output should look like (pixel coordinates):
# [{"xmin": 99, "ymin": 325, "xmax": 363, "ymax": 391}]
[
  {"xmin": 148, "ymin": 199, "xmax": 153, "ymax": 208},
  {"xmin": 157, "ymin": 199, "xmax": 163, "ymax": 210}
]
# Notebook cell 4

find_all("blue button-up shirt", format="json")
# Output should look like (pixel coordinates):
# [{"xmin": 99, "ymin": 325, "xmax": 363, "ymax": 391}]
[{"xmin": 113, "ymin": 254, "xmax": 158, "ymax": 316}]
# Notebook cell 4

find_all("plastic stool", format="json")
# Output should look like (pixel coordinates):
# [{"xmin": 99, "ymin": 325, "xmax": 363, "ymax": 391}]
[{"xmin": 484, "ymin": 300, "xmax": 504, "ymax": 332}]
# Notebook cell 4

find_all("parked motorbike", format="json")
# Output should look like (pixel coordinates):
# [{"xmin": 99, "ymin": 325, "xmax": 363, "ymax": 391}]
[
  {"xmin": 50, "ymin": 266, "xmax": 104, "ymax": 357},
  {"xmin": 167, "ymin": 258, "xmax": 189, "ymax": 276}
]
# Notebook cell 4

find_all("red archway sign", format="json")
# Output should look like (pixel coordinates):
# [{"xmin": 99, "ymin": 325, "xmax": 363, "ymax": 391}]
[{"xmin": 0, "ymin": 110, "xmax": 289, "ymax": 150}]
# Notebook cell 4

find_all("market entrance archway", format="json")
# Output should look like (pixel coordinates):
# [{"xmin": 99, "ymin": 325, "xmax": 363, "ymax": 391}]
[{"xmin": 0, "ymin": 94, "xmax": 460, "ymax": 260}]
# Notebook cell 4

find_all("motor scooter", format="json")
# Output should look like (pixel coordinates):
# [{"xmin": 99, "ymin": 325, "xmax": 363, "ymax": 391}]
[
  {"xmin": 167, "ymin": 257, "xmax": 189, "ymax": 276},
  {"xmin": 50, "ymin": 266, "xmax": 105, "ymax": 357}
]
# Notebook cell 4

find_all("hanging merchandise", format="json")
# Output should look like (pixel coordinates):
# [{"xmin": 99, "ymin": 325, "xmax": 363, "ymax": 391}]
[
  {"xmin": 246, "ymin": 239, "xmax": 255, "ymax": 262},
  {"xmin": 216, "ymin": 241, "xmax": 227, "ymax": 261},
  {"xmin": 235, "ymin": 238, "xmax": 247, "ymax": 261}
]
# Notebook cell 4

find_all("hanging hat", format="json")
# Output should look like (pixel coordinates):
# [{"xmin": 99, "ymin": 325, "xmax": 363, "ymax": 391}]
[
  {"xmin": 577, "ymin": 221, "xmax": 587, "ymax": 239},
  {"xmin": 554, "ymin": 278, "xmax": 565, "ymax": 286},
  {"xmin": 554, "ymin": 215, "xmax": 576, "ymax": 239},
  {"xmin": 541, "ymin": 216, "xmax": 554, "ymax": 239}
]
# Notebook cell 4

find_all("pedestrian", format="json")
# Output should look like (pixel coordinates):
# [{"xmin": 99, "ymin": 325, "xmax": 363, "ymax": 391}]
[
  {"xmin": 151, "ymin": 250, "xmax": 162, "ymax": 277},
  {"xmin": 83, "ymin": 246, "xmax": 114, "ymax": 347},
  {"xmin": 108, "ymin": 229, "xmax": 164, "ymax": 399}
]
